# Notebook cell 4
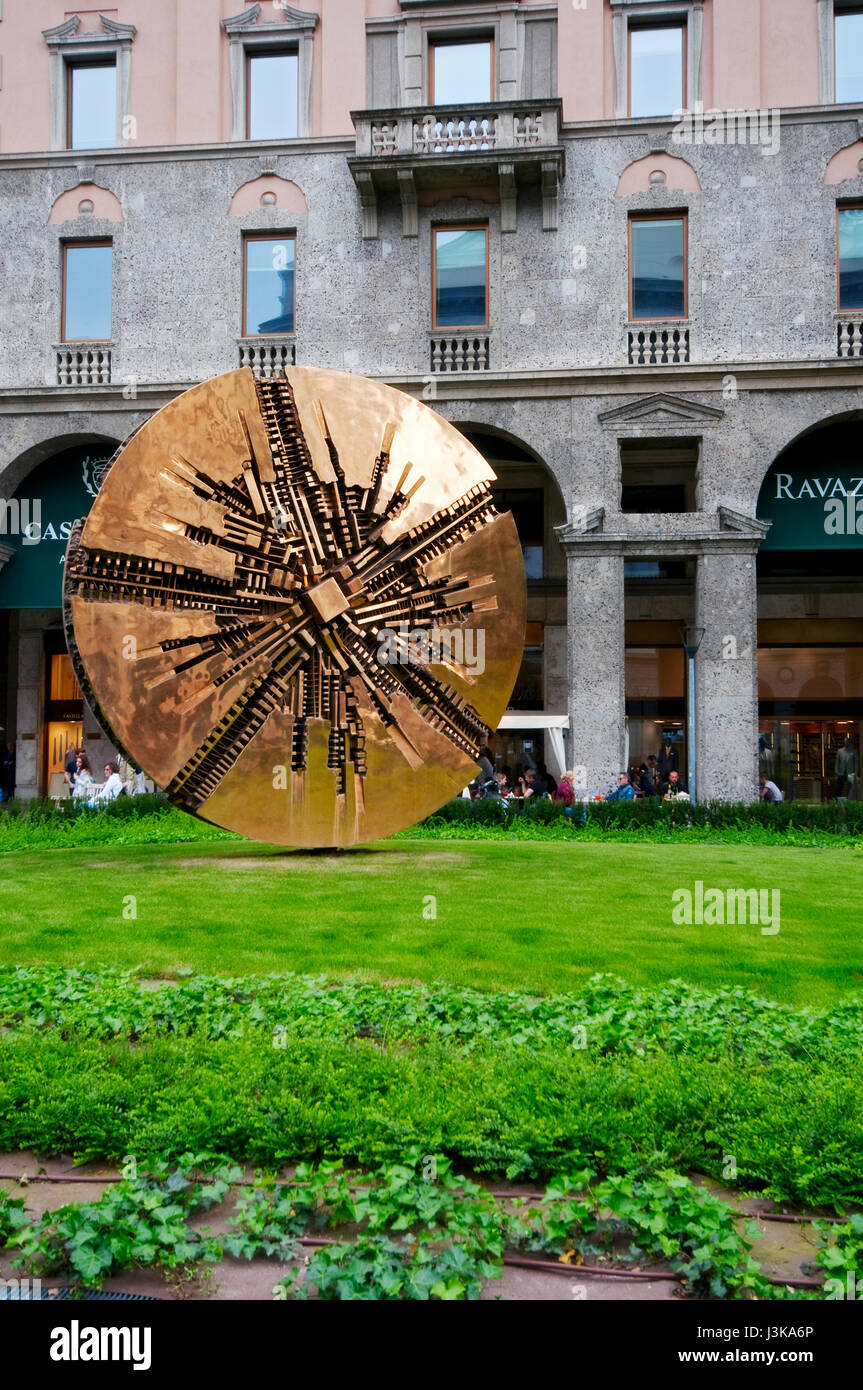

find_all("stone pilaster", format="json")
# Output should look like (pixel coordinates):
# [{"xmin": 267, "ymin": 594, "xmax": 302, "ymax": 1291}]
[
  {"xmin": 562, "ymin": 539, "xmax": 626, "ymax": 797},
  {"xmin": 695, "ymin": 546, "xmax": 760, "ymax": 803}
]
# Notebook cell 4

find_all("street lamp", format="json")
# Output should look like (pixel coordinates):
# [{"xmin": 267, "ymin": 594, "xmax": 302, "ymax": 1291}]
[{"xmin": 680, "ymin": 624, "xmax": 705, "ymax": 804}]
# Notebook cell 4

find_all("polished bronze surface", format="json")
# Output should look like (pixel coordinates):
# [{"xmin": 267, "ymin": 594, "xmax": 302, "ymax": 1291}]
[{"xmin": 63, "ymin": 367, "xmax": 526, "ymax": 846}]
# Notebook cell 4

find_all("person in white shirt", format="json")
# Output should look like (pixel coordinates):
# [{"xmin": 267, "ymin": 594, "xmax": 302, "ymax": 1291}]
[
  {"xmin": 71, "ymin": 752, "xmax": 95, "ymax": 798},
  {"xmin": 759, "ymin": 777, "xmax": 783, "ymax": 803},
  {"xmin": 91, "ymin": 760, "xmax": 124, "ymax": 805}
]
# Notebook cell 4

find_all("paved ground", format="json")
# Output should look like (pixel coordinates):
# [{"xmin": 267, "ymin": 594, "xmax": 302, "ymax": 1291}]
[{"xmin": 0, "ymin": 1152, "xmax": 824, "ymax": 1302}]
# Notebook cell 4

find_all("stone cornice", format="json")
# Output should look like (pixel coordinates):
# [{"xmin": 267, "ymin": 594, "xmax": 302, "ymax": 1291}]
[
  {"xmin": 3, "ymin": 359, "xmax": 863, "ymax": 417},
  {"xmin": 0, "ymin": 137, "xmax": 352, "ymax": 171}
]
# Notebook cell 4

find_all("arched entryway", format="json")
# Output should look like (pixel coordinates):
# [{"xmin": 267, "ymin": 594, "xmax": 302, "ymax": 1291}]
[
  {"xmin": 0, "ymin": 438, "xmax": 120, "ymax": 799},
  {"xmin": 454, "ymin": 425, "xmax": 569, "ymax": 780},
  {"xmin": 756, "ymin": 417, "xmax": 863, "ymax": 801}
]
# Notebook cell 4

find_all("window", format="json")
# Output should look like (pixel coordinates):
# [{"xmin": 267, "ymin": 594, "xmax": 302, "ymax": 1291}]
[
  {"xmin": 493, "ymin": 488, "xmax": 544, "ymax": 579},
  {"xmin": 62, "ymin": 243, "xmax": 112, "ymax": 342},
  {"xmin": 247, "ymin": 50, "xmax": 298, "ymax": 140},
  {"xmin": 628, "ymin": 24, "xmax": 685, "ymax": 117},
  {"xmin": 67, "ymin": 60, "xmax": 117, "ymax": 149},
  {"xmin": 620, "ymin": 441, "xmax": 699, "ymax": 513},
  {"xmin": 629, "ymin": 215, "xmax": 687, "ymax": 320},
  {"xmin": 430, "ymin": 37, "xmax": 493, "ymax": 105},
  {"xmin": 838, "ymin": 205, "xmax": 863, "ymax": 309},
  {"xmin": 836, "ymin": 7, "xmax": 863, "ymax": 103},
  {"xmin": 243, "ymin": 235, "xmax": 296, "ymax": 337},
  {"xmin": 433, "ymin": 226, "xmax": 488, "ymax": 328}
]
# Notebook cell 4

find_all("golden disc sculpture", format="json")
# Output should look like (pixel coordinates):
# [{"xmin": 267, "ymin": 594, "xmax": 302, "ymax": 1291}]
[{"xmin": 63, "ymin": 367, "xmax": 526, "ymax": 847}]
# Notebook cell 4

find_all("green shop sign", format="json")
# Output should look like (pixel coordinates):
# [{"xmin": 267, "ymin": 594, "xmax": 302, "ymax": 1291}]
[
  {"xmin": 757, "ymin": 465, "xmax": 863, "ymax": 550},
  {"xmin": 0, "ymin": 446, "xmax": 111, "ymax": 609}
]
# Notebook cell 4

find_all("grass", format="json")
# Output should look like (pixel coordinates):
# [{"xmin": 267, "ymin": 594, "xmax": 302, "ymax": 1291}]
[{"xmin": 1, "ymin": 838, "xmax": 860, "ymax": 1005}]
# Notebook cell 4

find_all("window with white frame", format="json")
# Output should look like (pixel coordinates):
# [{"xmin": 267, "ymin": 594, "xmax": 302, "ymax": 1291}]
[
  {"xmin": 836, "ymin": 5, "xmax": 863, "ymax": 102},
  {"xmin": 611, "ymin": 1, "xmax": 702, "ymax": 119},
  {"xmin": 43, "ymin": 14, "xmax": 135, "ymax": 152},
  {"xmin": 223, "ymin": 4, "xmax": 317, "ymax": 142}
]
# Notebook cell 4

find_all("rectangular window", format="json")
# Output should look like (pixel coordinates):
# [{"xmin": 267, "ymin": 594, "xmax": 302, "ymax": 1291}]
[
  {"xmin": 838, "ymin": 205, "xmax": 863, "ymax": 309},
  {"xmin": 67, "ymin": 61, "xmax": 117, "ymax": 150},
  {"xmin": 629, "ymin": 215, "xmax": 687, "ymax": 320},
  {"xmin": 243, "ymin": 234, "xmax": 296, "ymax": 336},
  {"xmin": 430, "ymin": 37, "xmax": 493, "ymax": 105},
  {"xmin": 247, "ymin": 50, "xmax": 299, "ymax": 140},
  {"xmin": 433, "ymin": 226, "xmax": 488, "ymax": 328},
  {"xmin": 836, "ymin": 8, "xmax": 863, "ymax": 104},
  {"xmin": 62, "ymin": 242, "xmax": 112, "ymax": 342},
  {"xmin": 629, "ymin": 24, "xmax": 685, "ymax": 118},
  {"xmin": 493, "ymin": 488, "xmax": 544, "ymax": 579}
]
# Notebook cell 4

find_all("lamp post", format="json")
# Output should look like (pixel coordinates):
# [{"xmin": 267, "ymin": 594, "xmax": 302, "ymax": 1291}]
[{"xmin": 680, "ymin": 624, "xmax": 705, "ymax": 804}]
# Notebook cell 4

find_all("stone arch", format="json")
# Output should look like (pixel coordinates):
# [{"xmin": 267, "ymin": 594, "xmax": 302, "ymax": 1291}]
[
  {"xmin": 48, "ymin": 184, "xmax": 123, "ymax": 223},
  {"xmin": 228, "ymin": 175, "xmax": 308, "ymax": 216},
  {"xmin": 0, "ymin": 430, "xmax": 123, "ymax": 500},
  {"xmin": 615, "ymin": 153, "xmax": 702, "ymax": 196}
]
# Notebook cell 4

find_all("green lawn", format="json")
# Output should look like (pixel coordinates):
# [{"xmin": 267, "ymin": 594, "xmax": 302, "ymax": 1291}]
[{"xmin": 1, "ymin": 839, "xmax": 859, "ymax": 1004}]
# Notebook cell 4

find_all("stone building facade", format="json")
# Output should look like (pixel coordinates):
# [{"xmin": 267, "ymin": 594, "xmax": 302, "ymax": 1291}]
[{"xmin": 0, "ymin": 0, "xmax": 861, "ymax": 803}]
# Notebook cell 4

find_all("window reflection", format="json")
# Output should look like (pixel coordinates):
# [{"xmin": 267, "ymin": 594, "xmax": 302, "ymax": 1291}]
[
  {"xmin": 69, "ymin": 62, "xmax": 117, "ymax": 150},
  {"xmin": 63, "ymin": 244, "xmax": 112, "ymax": 342},
  {"xmin": 835, "ymin": 11, "xmax": 863, "ymax": 103},
  {"xmin": 434, "ymin": 227, "xmax": 487, "ymax": 327},
  {"xmin": 431, "ymin": 40, "xmax": 492, "ymax": 105},
  {"xmin": 244, "ymin": 236, "xmax": 296, "ymax": 336},
  {"xmin": 838, "ymin": 206, "xmax": 863, "ymax": 309},
  {"xmin": 629, "ymin": 25, "xmax": 684, "ymax": 117},
  {"xmin": 630, "ymin": 217, "xmax": 686, "ymax": 320},
  {"xmin": 248, "ymin": 52, "xmax": 299, "ymax": 140}
]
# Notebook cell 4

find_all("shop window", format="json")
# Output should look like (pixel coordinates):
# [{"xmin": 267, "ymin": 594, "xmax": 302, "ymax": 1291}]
[
  {"xmin": 757, "ymin": 647, "xmax": 863, "ymax": 703},
  {"xmin": 67, "ymin": 60, "xmax": 117, "ymax": 149},
  {"xmin": 243, "ymin": 234, "xmax": 296, "ymax": 336},
  {"xmin": 838, "ymin": 204, "xmax": 863, "ymax": 310},
  {"xmin": 433, "ymin": 226, "xmax": 488, "ymax": 328},
  {"xmin": 62, "ymin": 242, "xmax": 112, "ymax": 342},
  {"xmin": 620, "ymin": 440, "xmax": 698, "ymax": 513},
  {"xmin": 430, "ymin": 37, "xmax": 493, "ymax": 105},
  {"xmin": 836, "ymin": 6, "xmax": 863, "ymax": 103},
  {"xmin": 629, "ymin": 214, "xmax": 687, "ymax": 320},
  {"xmin": 629, "ymin": 23, "xmax": 685, "ymax": 117},
  {"xmin": 45, "ymin": 654, "xmax": 84, "ymax": 799},
  {"xmin": 625, "ymin": 647, "xmax": 685, "ymax": 700},
  {"xmin": 247, "ymin": 50, "xmax": 298, "ymax": 140}
]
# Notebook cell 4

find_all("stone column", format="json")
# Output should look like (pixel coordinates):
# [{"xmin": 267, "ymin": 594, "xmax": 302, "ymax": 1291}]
[
  {"xmin": 12, "ymin": 614, "xmax": 46, "ymax": 801},
  {"xmin": 563, "ymin": 544, "xmax": 626, "ymax": 797},
  {"xmin": 694, "ymin": 546, "xmax": 760, "ymax": 803}
]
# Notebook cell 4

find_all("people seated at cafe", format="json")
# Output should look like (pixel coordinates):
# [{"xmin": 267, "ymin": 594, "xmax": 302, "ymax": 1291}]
[
  {"xmin": 638, "ymin": 756, "xmax": 657, "ymax": 796},
  {"xmin": 93, "ymin": 761, "xmax": 124, "ymax": 804},
  {"xmin": 607, "ymin": 772, "xmax": 635, "ymax": 801},
  {"xmin": 759, "ymin": 776, "xmax": 783, "ymax": 802},
  {"xmin": 517, "ymin": 767, "xmax": 548, "ymax": 799},
  {"xmin": 555, "ymin": 771, "xmax": 576, "ymax": 806},
  {"xmin": 662, "ymin": 769, "xmax": 688, "ymax": 797},
  {"xmin": 71, "ymin": 752, "xmax": 95, "ymax": 798}
]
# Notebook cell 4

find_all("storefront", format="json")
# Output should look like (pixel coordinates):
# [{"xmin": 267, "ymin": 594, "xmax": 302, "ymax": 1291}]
[
  {"xmin": 756, "ymin": 424, "xmax": 863, "ymax": 801},
  {"xmin": 0, "ymin": 444, "xmax": 114, "ymax": 798}
]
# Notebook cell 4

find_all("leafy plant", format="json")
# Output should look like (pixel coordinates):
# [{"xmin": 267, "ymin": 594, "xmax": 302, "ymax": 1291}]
[{"xmin": 9, "ymin": 1153, "xmax": 238, "ymax": 1287}]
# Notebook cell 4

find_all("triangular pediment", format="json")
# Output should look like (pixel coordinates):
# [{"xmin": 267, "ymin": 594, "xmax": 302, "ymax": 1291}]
[{"xmin": 598, "ymin": 393, "xmax": 724, "ymax": 427}]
